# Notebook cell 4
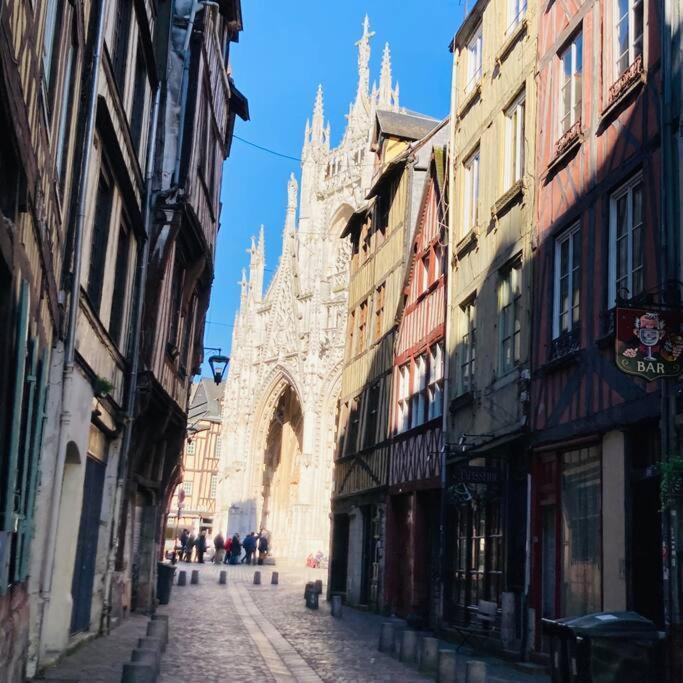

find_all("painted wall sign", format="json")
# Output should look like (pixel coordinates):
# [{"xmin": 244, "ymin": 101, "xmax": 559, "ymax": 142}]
[
  {"xmin": 451, "ymin": 465, "xmax": 500, "ymax": 484},
  {"xmin": 615, "ymin": 307, "xmax": 683, "ymax": 380}
]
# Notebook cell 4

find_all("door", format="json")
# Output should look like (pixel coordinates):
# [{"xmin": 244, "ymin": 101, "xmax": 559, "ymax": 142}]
[
  {"xmin": 330, "ymin": 514, "xmax": 349, "ymax": 595},
  {"xmin": 70, "ymin": 457, "xmax": 106, "ymax": 634}
]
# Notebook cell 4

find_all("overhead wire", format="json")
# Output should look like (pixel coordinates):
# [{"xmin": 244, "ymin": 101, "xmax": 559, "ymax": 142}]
[{"xmin": 233, "ymin": 135, "xmax": 301, "ymax": 162}]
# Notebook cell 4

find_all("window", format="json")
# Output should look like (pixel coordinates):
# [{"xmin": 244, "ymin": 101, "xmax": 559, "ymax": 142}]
[
  {"xmin": 168, "ymin": 252, "xmax": 184, "ymax": 348},
  {"xmin": 180, "ymin": 296, "xmax": 197, "ymax": 375},
  {"xmin": 463, "ymin": 149, "xmax": 480, "ymax": 233},
  {"xmin": 182, "ymin": 480, "xmax": 193, "ymax": 497},
  {"xmin": 465, "ymin": 26, "xmax": 483, "ymax": 94},
  {"xmin": 428, "ymin": 342, "xmax": 444, "ymax": 420},
  {"xmin": 498, "ymin": 263, "xmax": 522, "ymax": 373},
  {"xmin": 377, "ymin": 191, "xmax": 390, "ymax": 239},
  {"xmin": 198, "ymin": 90, "xmax": 208, "ymax": 178},
  {"xmin": 560, "ymin": 33, "xmax": 583, "ymax": 136},
  {"xmin": 397, "ymin": 364, "xmax": 410, "ymax": 434},
  {"xmin": 345, "ymin": 395, "xmax": 361, "ymax": 454},
  {"xmin": 364, "ymin": 383, "xmax": 381, "ymax": 448},
  {"xmin": 209, "ymin": 475, "xmax": 217, "ymax": 499},
  {"xmin": 130, "ymin": 45, "xmax": 147, "ymax": 157},
  {"xmin": 561, "ymin": 447, "xmax": 602, "ymax": 615},
  {"xmin": 554, "ymin": 225, "xmax": 581, "ymax": 338},
  {"xmin": 357, "ymin": 300, "xmax": 368, "ymax": 354},
  {"xmin": 348, "ymin": 309, "xmax": 355, "ymax": 358},
  {"xmin": 434, "ymin": 245, "xmax": 445, "ymax": 281},
  {"xmin": 109, "ymin": 221, "xmax": 132, "ymax": 348},
  {"xmin": 505, "ymin": 93, "xmax": 525, "ymax": 189},
  {"xmin": 420, "ymin": 254, "xmax": 430, "ymax": 293},
  {"xmin": 508, "ymin": 0, "xmax": 527, "ymax": 32},
  {"xmin": 185, "ymin": 441, "xmax": 196, "ymax": 456},
  {"xmin": 615, "ymin": 0, "xmax": 644, "ymax": 77},
  {"xmin": 374, "ymin": 284, "xmax": 385, "ymax": 342},
  {"xmin": 55, "ymin": 21, "xmax": 77, "ymax": 192},
  {"xmin": 410, "ymin": 354, "xmax": 427, "ymax": 429},
  {"xmin": 87, "ymin": 171, "xmax": 114, "ymax": 313},
  {"xmin": 460, "ymin": 300, "xmax": 476, "ymax": 393},
  {"xmin": 215, "ymin": 436, "xmax": 222, "ymax": 457},
  {"xmin": 336, "ymin": 402, "xmax": 348, "ymax": 457},
  {"xmin": 609, "ymin": 176, "xmax": 644, "ymax": 305},
  {"xmin": 42, "ymin": 0, "xmax": 64, "ymax": 106},
  {"xmin": 112, "ymin": 0, "xmax": 133, "ymax": 92}
]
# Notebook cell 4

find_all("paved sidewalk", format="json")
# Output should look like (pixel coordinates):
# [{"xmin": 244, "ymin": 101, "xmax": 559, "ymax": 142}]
[{"xmin": 39, "ymin": 561, "xmax": 549, "ymax": 683}]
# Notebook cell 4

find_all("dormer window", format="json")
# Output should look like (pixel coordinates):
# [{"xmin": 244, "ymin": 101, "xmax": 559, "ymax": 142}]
[{"xmin": 465, "ymin": 26, "xmax": 483, "ymax": 94}]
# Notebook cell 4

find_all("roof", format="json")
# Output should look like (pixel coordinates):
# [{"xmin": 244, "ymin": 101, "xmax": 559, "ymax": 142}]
[
  {"xmin": 449, "ymin": 0, "xmax": 487, "ymax": 52},
  {"xmin": 188, "ymin": 378, "xmax": 225, "ymax": 423},
  {"xmin": 375, "ymin": 110, "xmax": 440, "ymax": 142}
]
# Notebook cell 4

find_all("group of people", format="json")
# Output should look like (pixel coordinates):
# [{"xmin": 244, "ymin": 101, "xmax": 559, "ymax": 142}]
[{"xmin": 177, "ymin": 528, "xmax": 269, "ymax": 565}]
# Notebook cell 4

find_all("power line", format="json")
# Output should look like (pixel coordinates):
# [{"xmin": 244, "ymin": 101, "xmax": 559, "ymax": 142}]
[{"xmin": 233, "ymin": 135, "xmax": 301, "ymax": 162}]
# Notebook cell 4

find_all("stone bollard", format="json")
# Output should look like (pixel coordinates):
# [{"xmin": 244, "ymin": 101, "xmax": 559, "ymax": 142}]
[
  {"xmin": 501, "ymin": 592, "xmax": 516, "ymax": 649},
  {"xmin": 419, "ymin": 636, "xmax": 439, "ymax": 673},
  {"xmin": 314, "ymin": 579, "xmax": 323, "ymax": 594},
  {"xmin": 305, "ymin": 589, "xmax": 319, "ymax": 609},
  {"xmin": 190, "ymin": 570, "xmax": 199, "ymax": 585},
  {"xmin": 400, "ymin": 629, "xmax": 418, "ymax": 664},
  {"xmin": 378, "ymin": 622, "xmax": 395, "ymax": 653},
  {"xmin": 131, "ymin": 648, "xmax": 160, "ymax": 676},
  {"xmin": 121, "ymin": 661, "xmax": 155, "ymax": 683},
  {"xmin": 271, "ymin": 571, "xmax": 279, "ymax": 585},
  {"xmin": 253, "ymin": 571, "xmax": 261, "ymax": 585},
  {"xmin": 177, "ymin": 570, "xmax": 187, "ymax": 586},
  {"xmin": 438, "ymin": 649, "xmax": 457, "ymax": 683},
  {"xmin": 146, "ymin": 621, "xmax": 167, "ymax": 651},
  {"xmin": 304, "ymin": 581, "xmax": 315, "ymax": 598},
  {"xmin": 465, "ymin": 660, "xmax": 487, "ymax": 683},
  {"xmin": 219, "ymin": 570, "xmax": 227, "ymax": 585},
  {"xmin": 330, "ymin": 594, "xmax": 343, "ymax": 618}
]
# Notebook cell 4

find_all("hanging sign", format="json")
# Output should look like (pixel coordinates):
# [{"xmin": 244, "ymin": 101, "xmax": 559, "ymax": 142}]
[{"xmin": 615, "ymin": 308, "xmax": 683, "ymax": 380}]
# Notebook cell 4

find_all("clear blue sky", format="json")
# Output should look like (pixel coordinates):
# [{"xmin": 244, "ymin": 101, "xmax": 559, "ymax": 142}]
[{"xmin": 199, "ymin": 1, "xmax": 463, "ymax": 379}]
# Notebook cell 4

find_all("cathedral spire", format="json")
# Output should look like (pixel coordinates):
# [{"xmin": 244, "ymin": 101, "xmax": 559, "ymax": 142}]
[
  {"xmin": 311, "ymin": 84, "xmax": 325, "ymax": 146},
  {"xmin": 248, "ymin": 227, "xmax": 265, "ymax": 302},
  {"xmin": 354, "ymin": 15, "xmax": 374, "ymax": 104},
  {"xmin": 239, "ymin": 268, "xmax": 248, "ymax": 308},
  {"xmin": 377, "ymin": 42, "xmax": 399, "ymax": 111},
  {"xmin": 258, "ymin": 224, "xmax": 265, "ymax": 256},
  {"xmin": 285, "ymin": 172, "xmax": 298, "ymax": 235}
]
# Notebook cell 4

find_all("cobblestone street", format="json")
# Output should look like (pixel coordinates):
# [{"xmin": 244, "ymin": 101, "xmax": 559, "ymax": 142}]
[{"xmin": 42, "ymin": 562, "xmax": 549, "ymax": 683}]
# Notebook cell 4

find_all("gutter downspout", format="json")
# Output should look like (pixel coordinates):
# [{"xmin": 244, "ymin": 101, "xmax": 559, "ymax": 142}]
[
  {"xmin": 38, "ymin": 0, "xmax": 106, "ymax": 646},
  {"xmin": 102, "ymin": 85, "xmax": 161, "ymax": 634}
]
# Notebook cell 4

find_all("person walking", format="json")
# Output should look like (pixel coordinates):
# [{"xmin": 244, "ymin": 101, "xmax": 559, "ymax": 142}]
[
  {"xmin": 230, "ymin": 533, "xmax": 242, "ymax": 565},
  {"xmin": 224, "ymin": 534, "xmax": 232, "ymax": 564},
  {"xmin": 213, "ymin": 532, "xmax": 225, "ymax": 564},
  {"xmin": 242, "ymin": 532, "xmax": 256, "ymax": 565},
  {"xmin": 195, "ymin": 531, "xmax": 207, "ymax": 563},
  {"xmin": 257, "ymin": 532, "xmax": 269, "ymax": 565},
  {"xmin": 178, "ymin": 528, "xmax": 189, "ymax": 561},
  {"xmin": 184, "ymin": 532, "xmax": 196, "ymax": 562}
]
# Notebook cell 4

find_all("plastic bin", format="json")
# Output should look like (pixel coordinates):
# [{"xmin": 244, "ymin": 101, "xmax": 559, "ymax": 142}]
[
  {"xmin": 157, "ymin": 561, "xmax": 176, "ymax": 605},
  {"xmin": 542, "ymin": 611, "xmax": 664, "ymax": 683}
]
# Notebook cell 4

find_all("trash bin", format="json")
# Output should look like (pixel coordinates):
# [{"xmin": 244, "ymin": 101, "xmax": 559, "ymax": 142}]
[
  {"xmin": 157, "ymin": 562, "xmax": 176, "ymax": 605},
  {"xmin": 542, "ymin": 611, "xmax": 664, "ymax": 683}
]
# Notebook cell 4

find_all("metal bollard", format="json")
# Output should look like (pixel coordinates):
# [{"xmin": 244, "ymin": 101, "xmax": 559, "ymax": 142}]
[
  {"xmin": 400, "ymin": 629, "xmax": 418, "ymax": 664},
  {"xmin": 331, "ymin": 594, "xmax": 343, "ymax": 618},
  {"xmin": 190, "ymin": 569, "xmax": 199, "ymax": 585},
  {"xmin": 253, "ymin": 571, "xmax": 261, "ymax": 585},
  {"xmin": 146, "ymin": 620, "xmax": 167, "ymax": 651},
  {"xmin": 131, "ymin": 648, "xmax": 160, "ymax": 676},
  {"xmin": 419, "ymin": 636, "xmax": 439, "ymax": 673},
  {"xmin": 314, "ymin": 579, "xmax": 323, "ymax": 594},
  {"xmin": 219, "ymin": 570, "xmax": 227, "ymax": 585},
  {"xmin": 438, "ymin": 649, "xmax": 457, "ymax": 682},
  {"xmin": 177, "ymin": 570, "xmax": 187, "ymax": 586},
  {"xmin": 378, "ymin": 622, "xmax": 395, "ymax": 653},
  {"xmin": 271, "ymin": 571, "xmax": 279, "ymax": 585},
  {"xmin": 465, "ymin": 660, "xmax": 487, "ymax": 683},
  {"xmin": 121, "ymin": 661, "xmax": 155, "ymax": 683}
]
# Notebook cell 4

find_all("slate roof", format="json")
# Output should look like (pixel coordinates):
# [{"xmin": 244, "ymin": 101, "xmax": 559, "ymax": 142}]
[
  {"xmin": 375, "ymin": 110, "xmax": 440, "ymax": 142},
  {"xmin": 188, "ymin": 378, "xmax": 225, "ymax": 423}
]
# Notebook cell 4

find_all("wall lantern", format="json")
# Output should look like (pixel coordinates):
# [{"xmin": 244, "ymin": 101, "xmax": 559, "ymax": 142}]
[{"xmin": 206, "ymin": 347, "xmax": 230, "ymax": 385}]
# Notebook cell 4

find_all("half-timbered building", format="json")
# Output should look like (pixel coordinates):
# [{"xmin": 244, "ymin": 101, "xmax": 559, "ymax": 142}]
[
  {"xmin": 445, "ymin": 0, "xmax": 537, "ymax": 643},
  {"xmin": 384, "ymin": 146, "xmax": 448, "ymax": 625},
  {"xmin": 530, "ymin": 0, "xmax": 664, "ymax": 651},
  {"xmin": 331, "ymin": 112, "xmax": 444, "ymax": 609}
]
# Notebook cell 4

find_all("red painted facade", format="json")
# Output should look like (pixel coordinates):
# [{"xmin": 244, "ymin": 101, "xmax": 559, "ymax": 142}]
[
  {"xmin": 531, "ymin": 0, "xmax": 664, "ymax": 637},
  {"xmin": 384, "ymin": 149, "xmax": 447, "ymax": 623}
]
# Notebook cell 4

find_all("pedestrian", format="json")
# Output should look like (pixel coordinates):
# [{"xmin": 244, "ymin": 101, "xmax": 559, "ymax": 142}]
[
  {"xmin": 230, "ymin": 532, "xmax": 242, "ymax": 565},
  {"xmin": 178, "ymin": 528, "xmax": 189, "ymax": 561},
  {"xmin": 195, "ymin": 530, "xmax": 207, "ymax": 563},
  {"xmin": 224, "ymin": 534, "xmax": 232, "ymax": 564},
  {"xmin": 184, "ymin": 532, "xmax": 196, "ymax": 562},
  {"xmin": 242, "ymin": 532, "xmax": 256, "ymax": 565},
  {"xmin": 257, "ymin": 532, "xmax": 269, "ymax": 565},
  {"xmin": 213, "ymin": 532, "xmax": 225, "ymax": 564}
]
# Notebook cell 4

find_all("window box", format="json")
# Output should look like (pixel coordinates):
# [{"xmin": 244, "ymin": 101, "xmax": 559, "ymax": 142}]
[
  {"xmin": 556, "ymin": 120, "xmax": 582, "ymax": 158},
  {"xmin": 449, "ymin": 391, "xmax": 475, "ymax": 415},
  {"xmin": 550, "ymin": 327, "xmax": 582, "ymax": 362},
  {"xmin": 492, "ymin": 180, "xmax": 524, "ymax": 219},
  {"xmin": 454, "ymin": 228, "xmax": 479, "ymax": 259},
  {"xmin": 602, "ymin": 56, "xmax": 644, "ymax": 120},
  {"xmin": 497, "ymin": 17, "xmax": 527, "ymax": 65}
]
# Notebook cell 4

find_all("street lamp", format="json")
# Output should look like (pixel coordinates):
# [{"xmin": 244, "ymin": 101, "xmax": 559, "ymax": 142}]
[{"xmin": 205, "ymin": 347, "xmax": 229, "ymax": 385}]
